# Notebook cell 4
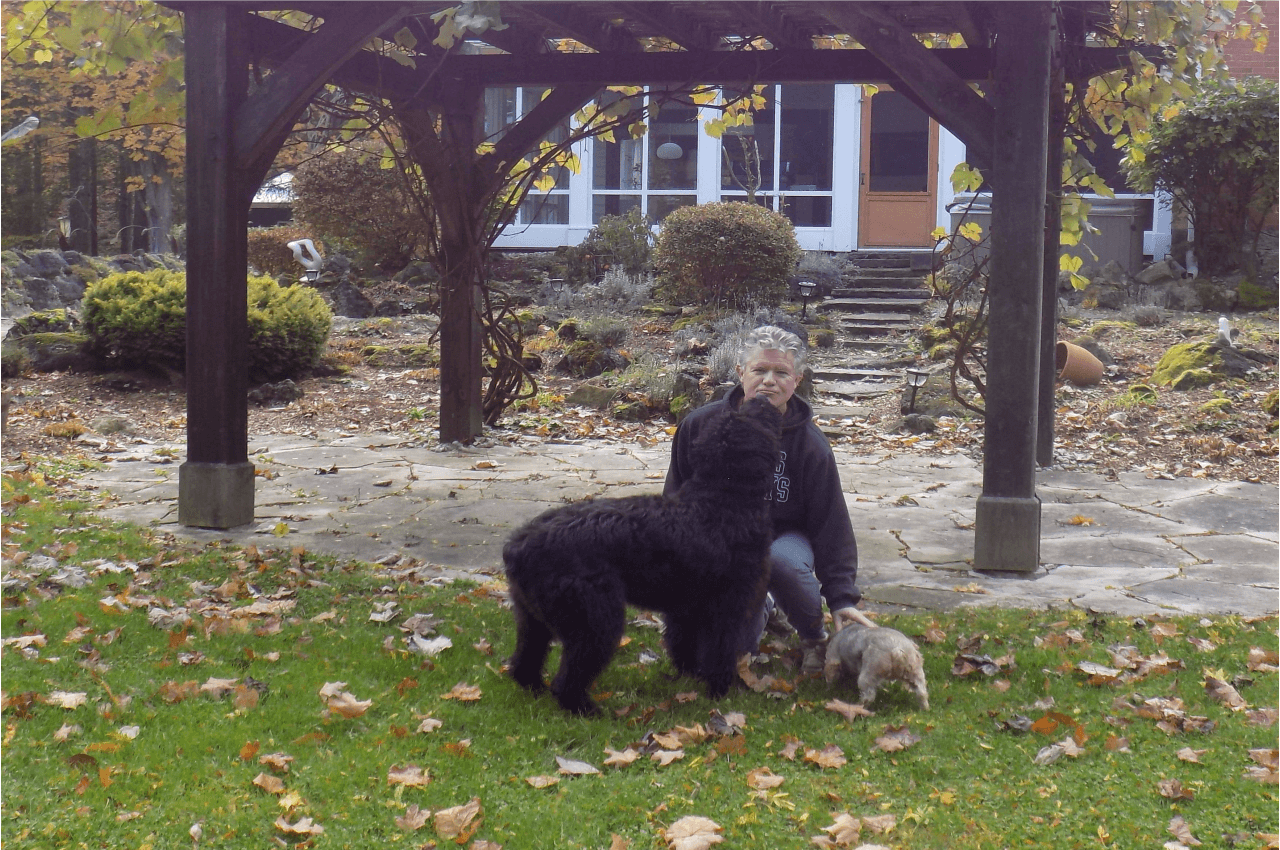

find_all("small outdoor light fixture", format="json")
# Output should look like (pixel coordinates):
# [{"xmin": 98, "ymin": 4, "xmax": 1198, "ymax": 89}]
[
  {"xmin": 655, "ymin": 141, "xmax": 683, "ymax": 160},
  {"xmin": 797, "ymin": 279, "xmax": 817, "ymax": 321},
  {"xmin": 548, "ymin": 278, "xmax": 566, "ymax": 294},
  {"xmin": 904, "ymin": 367, "xmax": 930, "ymax": 414}
]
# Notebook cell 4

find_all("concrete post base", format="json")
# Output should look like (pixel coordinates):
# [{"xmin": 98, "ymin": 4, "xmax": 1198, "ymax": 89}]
[
  {"xmin": 179, "ymin": 461, "xmax": 255, "ymax": 529},
  {"xmin": 974, "ymin": 495, "xmax": 1041, "ymax": 572}
]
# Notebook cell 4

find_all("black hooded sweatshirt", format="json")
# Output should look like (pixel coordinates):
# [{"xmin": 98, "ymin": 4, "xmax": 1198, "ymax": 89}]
[{"xmin": 664, "ymin": 385, "xmax": 861, "ymax": 612}]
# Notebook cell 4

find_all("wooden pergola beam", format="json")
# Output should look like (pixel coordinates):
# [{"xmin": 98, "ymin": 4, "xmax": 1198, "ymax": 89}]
[
  {"xmin": 814, "ymin": 1, "xmax": 996, "ymax": 167},
  {"xmin": 235, "ymin": 3, "xmax": 410, "ymax": 200}
]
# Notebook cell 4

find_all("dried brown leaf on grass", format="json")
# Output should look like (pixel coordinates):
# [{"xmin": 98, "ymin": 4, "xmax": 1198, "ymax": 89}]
[
  {"xmin": 804, "ymin": 744, "xmax": 847, "ymax": 768},
  {"xmin": 252, "ymin": 772, "xmax": 285, "ymax": 794},
  {"xmin": 441, "ymin": 682, "xmax": 483, "ymax": 702},
  {"xmin": 872, "ymin": 725, "xmax": 922, "ymax": 754},
  {"xmin": 826, "ymin": 699, "xmax": 875, "ymax": 722},
  {"xmin": 1167, "ymin": 814, "xmax": 1202, "ymax": 846},
  {"xmin": 274, "ymin": 815, "xmax": 324, "ymax": 836},
  {"xmin": 745, "ymin": 766, "xmax": 785, "ymax": 790},
  {"xmin": 1157, "ymin": 778, "xmax": 1195, "ymax": 801},
  {"xmin": 1247, "ymin": 647, "xmax": 1279, "ymax": 672},
  {"xmin": 604, "ymin": 747, "xmax": 641, "ymax": 768},
  {"xmin": 387, "ymin": 763, "xmax": 430, "ymax": 787},
  {"xmin": 394, "ymin": 803, "xmax": 429, "ymax": 832},
  {"xmin": 1203, "ymin": 673, "xmax": 1247, "ymax": 711},
  {"xmin": 555, "ymin": 755, "xmax": 601, "ymax": 776},
  {"xmin": 434, "ymin": 797, "xmax": 482, "ymax": 841},
  {"xmin": 661, "ymin": 815, "xmax": 724, "ymax": 850}
]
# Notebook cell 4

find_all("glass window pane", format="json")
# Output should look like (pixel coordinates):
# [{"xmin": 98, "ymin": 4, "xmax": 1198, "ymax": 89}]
[
  {"xmin": 721, "ymin": 87, "xmax": 775, "ymax": 192},
  {"xmin": 522, "ymin": 87, "xmax": 570, "ymax": 187},
  {"xmin": 484, "ymin": 87, "xmax": 516, "ymax": 141},
  {"xmin": 647, "ymin": 101, "xmax": 698, "ymax": 190},
  {"xmin": 868, "ymin": 90, "xmax": 929, "ymax": 193},
  {"xmin": 519, "ymin": 193, "xmax": 568, "ymax": 225},
  {"xmin": 593, "ymin": 135, "xmax": 644, "ymax": 190},
  {"xmin": 649, "ymin": 195, "xmax": 697, "ymax": 222},
  {"xmin": 779, "ymin": 84, "xmax": 833, "ymax": 191},
  {"xmin": 592, "ymin": 195, "xmax": 642, "ymax": 222},
  {"xmin": 781, "ymin": 196, "xmax": 831, "ymax": 227}
]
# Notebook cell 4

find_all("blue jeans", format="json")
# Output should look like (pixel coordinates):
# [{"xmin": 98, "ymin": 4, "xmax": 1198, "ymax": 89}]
[{"xmin": 743, "ymin": 531, "xmax": 825, "ymax": 654}]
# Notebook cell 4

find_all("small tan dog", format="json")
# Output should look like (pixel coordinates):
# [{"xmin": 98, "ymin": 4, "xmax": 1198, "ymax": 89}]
[{"xmin": 823, "ymin": 624, "xmax": 929, "ymax": 710}]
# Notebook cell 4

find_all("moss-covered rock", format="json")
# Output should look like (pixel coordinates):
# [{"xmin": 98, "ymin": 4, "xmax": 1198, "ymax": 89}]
[
  {"xmin": 5, "ymin": 332, "xmax": 94, "ymax": 373},
  {"xmin": 1262, "ymin": 389, "xmax": 1279, "ymax": 418},
  {"xmin": 1151, "ymin": 341, "xmax": 1223, "ymax": 387},
  {"xmin": 611, "ymin": 399, "xmax": 650, "ymax": 422},
  {"xmin": 1198, "ymin": 397, "xmax": 1232, "ymax": 415},
  {"xmin": 1170, "ymin": 367, "xmax": 1217, "ymax": 390},
  {"xmin": 8, "ymin": 308, "xmax": 74, "ymax": 337},
  {"xmin": 1237, "ymin": 278, "xmax": 1279, "ymax": 310}
]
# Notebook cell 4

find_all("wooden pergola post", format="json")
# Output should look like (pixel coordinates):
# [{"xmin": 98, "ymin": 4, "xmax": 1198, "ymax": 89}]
[
  {"xmin": 974, "ymin": 2, "xmax": 1053, "ymax": 571},
  {"xmin": 179, "ymin": 4, "xmax": 254, "ymax": 529},
  {"xmin": 1038, "ymin": 14, "xmax": 1067, "ymax": 466}
]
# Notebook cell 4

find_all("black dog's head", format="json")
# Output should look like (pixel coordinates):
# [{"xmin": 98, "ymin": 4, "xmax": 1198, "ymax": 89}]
[{"xmin": 689, "ymin": 396, "xmax": 782, "ymax": 497}]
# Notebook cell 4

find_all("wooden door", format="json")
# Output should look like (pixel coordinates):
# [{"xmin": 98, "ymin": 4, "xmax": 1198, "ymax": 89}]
[{"xmin": 858, "ymin": 89, "xmax": 939, "ymax": 247}]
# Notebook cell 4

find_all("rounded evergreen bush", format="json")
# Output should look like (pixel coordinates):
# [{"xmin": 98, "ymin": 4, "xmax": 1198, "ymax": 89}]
[
  {"xmin": 652, "ymin": 202, "xmax": 800, "ymax": 309},
  {"xmin": 82, "ymin": 269, "xmax": 187, "ymax": 368},
  {"xmin": 246, "ymin": 275, "xmax": 333, "ymax": 380},
  {"xmin": 82, "ymin": 269, "xmax": 332, "ymax": 379}
]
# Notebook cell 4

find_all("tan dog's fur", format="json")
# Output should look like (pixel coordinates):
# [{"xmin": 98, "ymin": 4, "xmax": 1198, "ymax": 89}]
[{"xmin": 823, "ymin": 625, "xmax": 929, "ymax": 710}]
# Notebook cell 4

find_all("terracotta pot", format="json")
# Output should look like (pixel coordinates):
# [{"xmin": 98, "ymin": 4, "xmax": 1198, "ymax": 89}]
[{"xmin": 1055, "ymin": 340, "xmax": 1104, "ymax": 385}]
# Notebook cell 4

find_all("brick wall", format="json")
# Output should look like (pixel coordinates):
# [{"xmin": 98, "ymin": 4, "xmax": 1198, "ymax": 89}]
[{"xmin": 1222, "ymin": 2, "xmax": 1279, "ymax": 81}]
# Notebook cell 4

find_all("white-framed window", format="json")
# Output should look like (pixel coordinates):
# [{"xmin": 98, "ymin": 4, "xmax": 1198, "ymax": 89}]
[
  {"xmin": 590, "ymin": 87, "xmax": 701, "ymax": 224},
  {"xmin": 719, "ymin": 83, "xmax": 836, "ymax": 228},
  {"xmin": 484, "ymin": 86, "xmax": 571, "ymax": 225}
]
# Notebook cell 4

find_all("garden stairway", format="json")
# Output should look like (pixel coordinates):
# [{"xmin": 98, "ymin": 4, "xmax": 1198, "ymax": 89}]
[{"xmin": 808, "ymin": 251, "xmax": 935, "ymax": 404}]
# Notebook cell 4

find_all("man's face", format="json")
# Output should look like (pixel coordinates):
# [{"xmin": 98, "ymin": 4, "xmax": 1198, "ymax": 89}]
[{"xmin": 738, "ymin": 348, "xmax": 798, "ymax": 413}]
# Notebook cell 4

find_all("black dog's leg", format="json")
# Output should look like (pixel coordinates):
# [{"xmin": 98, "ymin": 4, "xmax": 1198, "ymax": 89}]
[
  {"xmin": 662, "ymin": 612, "xmax": 703, "ymax": 679},
  {"xmin": 508, "ymin": 595, "xmax": 552, "ymax": 694},
  {"xmin": 696, "ymin": 625, "xmax": 742, "ymax": 699},
  {"xmin": 548, "ymin": 589, "xmax": 626, "ymax": 716}
]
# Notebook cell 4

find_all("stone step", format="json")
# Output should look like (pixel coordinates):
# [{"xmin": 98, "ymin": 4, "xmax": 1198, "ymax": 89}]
[
  {"xmin": 812, "ymin": 380, "xmax": 898, "ymax": 400},
  {"xmin": 830, "ymin": 286, "xmax": 931, "ymax": 300},
  {"xmin": 812, "ymin": 367, "xmax": 904, "ymax": 382},
  {"xmin": 842, "ymin": 266, "xmax": 923, "ymax": 280},
  {"xmin": 821, "ymin": 298, "xmax": 929, "ymax": 314}
]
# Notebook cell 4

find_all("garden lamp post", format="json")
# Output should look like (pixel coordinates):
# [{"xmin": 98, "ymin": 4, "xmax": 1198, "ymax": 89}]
[
  {"xmin": 798, "ymin": 279, "xmax": 817, "ymax": 321},
  {"xmin": 905, "ymin": 367, "xmax": 930, "ymax": 414}
]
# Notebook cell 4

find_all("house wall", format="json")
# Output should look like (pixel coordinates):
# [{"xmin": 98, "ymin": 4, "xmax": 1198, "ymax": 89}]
[
  {"xmin": 491, "ymin": 83, "xmax": 966, "ymax": 254},
  {"xmin": 1222, "ymin": 2, "xmax": 1279, "ymax": 81}
]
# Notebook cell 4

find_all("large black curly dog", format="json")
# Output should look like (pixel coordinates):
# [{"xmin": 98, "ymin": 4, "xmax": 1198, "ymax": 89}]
[{"xmin": 503, "ymin": 397, "xmax": 782, "ymax": 715}]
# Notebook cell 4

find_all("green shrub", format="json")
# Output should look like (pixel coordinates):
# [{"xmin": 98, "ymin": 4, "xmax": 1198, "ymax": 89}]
[
  {"xmin": 652, "ymin": 202, "xmax": 800, "ymax": 309},
  {"xmin": 248, "ymin": 225, "xmax": 325, "ymax": 280},
  {"xmin": 82, "ymin": 269, "xmax": 331, "ymax": 379},
  {"xmin": 1124, "ymin": 78, "xmax": 1278, "ymax": 276},
  {"xmin": 82, "ymin": 269, "xmax": 187, "ymax": 369},
  {"xmin": 246, "ymin": 275, "xmax": 333, "ymax": 380},
  {"xmin": 564, "ymin": 208, "xmax": 654, "ymax": 283}
]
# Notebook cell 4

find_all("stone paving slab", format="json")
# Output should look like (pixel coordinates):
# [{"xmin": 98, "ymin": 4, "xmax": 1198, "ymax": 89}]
[{"xmin": 74, "ymin": 434, "xmax": 1279, "ymax": 619}]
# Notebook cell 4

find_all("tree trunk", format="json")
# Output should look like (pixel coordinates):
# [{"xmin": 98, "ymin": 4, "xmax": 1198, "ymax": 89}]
[
  {"xmin": 67, "ymin": 134, "xmax": 98, "ymax": 254},
  {"xmin": 393, "ymin": 87, "xmax": 490, "ymax": 444},
  {"xmin": 142, "ymin": 150, "xmax": 176, "ymax": 254}
]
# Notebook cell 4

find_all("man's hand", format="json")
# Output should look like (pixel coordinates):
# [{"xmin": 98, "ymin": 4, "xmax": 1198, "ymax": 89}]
[{"xmin": 831, "ymin": 607, "xmax": 876, "ymax": 632}]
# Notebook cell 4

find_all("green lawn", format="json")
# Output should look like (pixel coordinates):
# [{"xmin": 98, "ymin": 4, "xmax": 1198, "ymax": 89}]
[{"xmin": 2, "ymin": 463, "xmax": 1277, "ymax": 849}]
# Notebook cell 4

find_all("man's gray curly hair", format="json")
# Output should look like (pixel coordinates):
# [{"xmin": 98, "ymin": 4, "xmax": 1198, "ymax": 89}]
[{"xmin": 738, "ymin": 325, "xmax": 806, "ymax": 372}]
